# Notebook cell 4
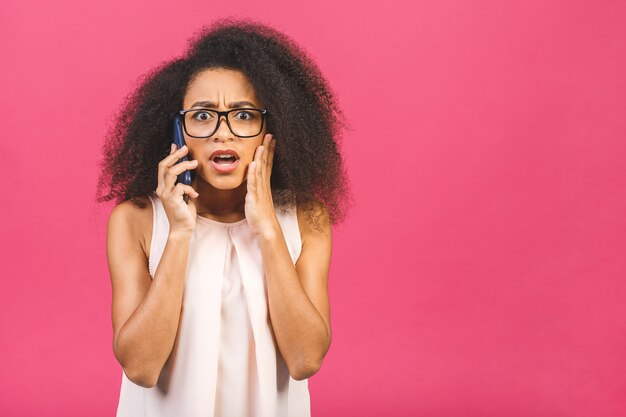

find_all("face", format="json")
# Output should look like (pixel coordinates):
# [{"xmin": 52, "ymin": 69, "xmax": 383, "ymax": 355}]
[{"xmin": 182, "ymin": 67, "xmax": 267, "ymax": 190}]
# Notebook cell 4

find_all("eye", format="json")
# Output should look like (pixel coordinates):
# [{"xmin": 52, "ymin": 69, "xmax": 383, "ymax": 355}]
[
  {"xmin": 191, "ymin": 111, "xmax": 214, "ymax": 121},
  {"xmin": 233, "ymin": 110, "xmax": 256, "ymax": 121}
]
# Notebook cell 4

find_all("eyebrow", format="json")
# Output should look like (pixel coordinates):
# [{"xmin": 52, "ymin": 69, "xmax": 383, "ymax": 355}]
[{"xmin": 190, "ymin": 100, "xmax": 258, "ymax": 109}]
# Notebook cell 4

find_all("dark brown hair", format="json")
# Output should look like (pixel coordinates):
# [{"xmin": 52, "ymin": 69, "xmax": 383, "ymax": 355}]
[{"xmin": 96, "ymin": 17, "xmax": 353, "ymax": 226}]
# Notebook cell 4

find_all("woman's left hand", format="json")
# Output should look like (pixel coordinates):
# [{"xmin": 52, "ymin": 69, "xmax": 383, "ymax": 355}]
[{"xmin": 245, "ymin": 133, "xmax": 280, "ymax": 238}]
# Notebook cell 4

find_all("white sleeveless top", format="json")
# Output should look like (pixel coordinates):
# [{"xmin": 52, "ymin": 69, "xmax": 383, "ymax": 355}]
[{"xmin": 116, "ymin": 193, "xmax": 311, "ymax": 417}]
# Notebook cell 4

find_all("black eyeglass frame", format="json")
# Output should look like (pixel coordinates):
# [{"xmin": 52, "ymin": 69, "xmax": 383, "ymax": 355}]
[{"xmin": 178, "ymin": 108, "xmax": 268, "ymax": 138}]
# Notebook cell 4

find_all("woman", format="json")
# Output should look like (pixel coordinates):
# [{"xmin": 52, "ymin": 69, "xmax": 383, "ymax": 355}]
[{"xmin": 98, "ymin": 18, "xmax": 351, "ymax": 417}]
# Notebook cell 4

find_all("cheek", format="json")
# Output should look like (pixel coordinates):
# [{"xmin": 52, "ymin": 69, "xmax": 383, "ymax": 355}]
[{"xmin": 242, "ymin": 146, "xmax": 262, "ymax": 163}]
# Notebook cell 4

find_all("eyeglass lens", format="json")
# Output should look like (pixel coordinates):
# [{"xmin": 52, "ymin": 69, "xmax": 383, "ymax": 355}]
[{"xmin": 184, "ymin": 109, "xmax": 263, "ymax": 137}]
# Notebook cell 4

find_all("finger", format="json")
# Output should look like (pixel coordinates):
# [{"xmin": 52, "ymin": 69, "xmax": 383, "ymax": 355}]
[
  {"xmin": 254, "ymin": 143, "xmax": 264, "ymax": 162},
  {"xmin": 163, "ymin": 145, "xmax": 189, "ymax": 168},
  {"xmin": 159, "ymin": 145, "xmax": 190, "ymax": 192},
  {"xmin": 262, "ymin": 134, "xmax": 273, "ymax": 179},
  {"xmin": 166, "ymin": 159, "xmax": 199, "ymax": 182},
  {"xmin": 257, "ymin": 146, "xmax": 265, "ymax": 181},
  {"xmin": 253, "ymin": 144, "xmax": 264, "ymax": 180},
  {"xmin": 267, "ymin": 135, "xmax": 275, "ymax": 177},
  {"xmin": 158, "ymin": 147, "xmax": 173, "ymax": 194},
  {"xmin": 261, "ymin": 135, "xmax": 269, "ymax": 166},
  {"xmin": 160, "ymin": 145, "xmax": 189, "ymax": 183},
  {"xmin": 261, "ymin": 141, "xmax": 269, "ymax": 167},
  {"xmin": 173, "ymin": 183, "xmax": 199, "ymax": 199},
  {"xmin": 247, "ymin": 161, "xmax": 257, "ymax": 192},
  {"xmin": 160, "ymin": 144, "xmax": 176, "ymax": 190}
]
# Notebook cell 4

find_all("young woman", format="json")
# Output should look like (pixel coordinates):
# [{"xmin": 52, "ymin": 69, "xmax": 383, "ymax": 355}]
[{"xmin": 98, "ymin": 18, "xmax": 351, "ymax": 417}]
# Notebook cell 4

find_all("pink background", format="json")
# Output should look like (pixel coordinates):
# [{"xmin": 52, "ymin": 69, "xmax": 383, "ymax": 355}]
[{"xmin": 1, "ymin": 1, "xmax": 625, "ymax": 416}]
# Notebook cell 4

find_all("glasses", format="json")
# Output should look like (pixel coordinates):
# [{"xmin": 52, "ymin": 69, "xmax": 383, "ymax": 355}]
[{"xmin": 179, "ymin": 108, "xmax": 268, "ymax": 138}]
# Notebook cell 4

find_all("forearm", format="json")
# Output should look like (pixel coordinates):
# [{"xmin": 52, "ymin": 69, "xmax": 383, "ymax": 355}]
[
  {"xmin": 259, "ymin": 226, "xmax": 330, "ymax": 380},
  {"xmin": 115, "ymin": 230, "xmax": 191, "ymax": 387}
]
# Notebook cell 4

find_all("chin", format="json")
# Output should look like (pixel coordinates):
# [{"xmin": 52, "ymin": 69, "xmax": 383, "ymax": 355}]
[{"xmin": 206, "ymin": 175, "xmax": 245, "ymax": 190}]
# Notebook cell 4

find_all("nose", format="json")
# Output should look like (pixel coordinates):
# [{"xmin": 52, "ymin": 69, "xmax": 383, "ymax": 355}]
[{"xmin": 211, "ymin": 114, "xmax": 234, "ymax": 142}]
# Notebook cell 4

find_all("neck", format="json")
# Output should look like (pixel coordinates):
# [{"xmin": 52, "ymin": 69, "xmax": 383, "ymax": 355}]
[{"xmin": 190, "ymin": 176, "xmax": 246, "ymax": 221}]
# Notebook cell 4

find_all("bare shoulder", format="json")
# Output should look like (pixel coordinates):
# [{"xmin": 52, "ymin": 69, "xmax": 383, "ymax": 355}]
[
  {"xmin": 296, "ymin": 199, "xmax": 332, "ymax": 245},
  {"xmin": 108, "ymin": 196, "xmax": 153, "ymax": 261}
]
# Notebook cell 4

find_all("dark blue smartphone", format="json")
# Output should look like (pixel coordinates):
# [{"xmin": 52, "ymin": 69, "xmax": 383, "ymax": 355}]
[{"xmin": 172, "ymin": 115, "xmax": 195, "ymax": 203}]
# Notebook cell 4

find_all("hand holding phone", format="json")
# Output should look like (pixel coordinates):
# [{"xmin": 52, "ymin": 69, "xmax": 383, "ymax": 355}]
[
  {"xmin": 172, "ymin": 115, "xmax": 196, "ymax": 203},
  {"xmin": 155, "ymin": 143, "xmax": 200, "ymax": 233}
]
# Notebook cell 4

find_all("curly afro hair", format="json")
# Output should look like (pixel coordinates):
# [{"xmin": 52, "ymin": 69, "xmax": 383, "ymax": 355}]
[{"xmin": 95, "ymin": 17, "xmax": 352, "ymax": 228}]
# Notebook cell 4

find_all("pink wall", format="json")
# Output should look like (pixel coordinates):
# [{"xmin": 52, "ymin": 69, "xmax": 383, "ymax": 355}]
[{"xmin": 1, "ymin": 1, "xmax": 625, "ymax": 416}]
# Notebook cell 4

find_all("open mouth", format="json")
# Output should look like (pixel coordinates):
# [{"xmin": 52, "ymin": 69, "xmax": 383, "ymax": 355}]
[
  {"xmin": 209, "ymin": 150, "xmax": 240, "ymax": 173},
  {"xmin": 212, "ymin": 154, "xmax": 238, "ymax": 165}
]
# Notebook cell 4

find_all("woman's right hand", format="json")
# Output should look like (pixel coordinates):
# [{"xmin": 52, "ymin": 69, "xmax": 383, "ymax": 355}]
[{"xmin": 155, "ymin": 143, "xmax": 200, "ymax": 234}]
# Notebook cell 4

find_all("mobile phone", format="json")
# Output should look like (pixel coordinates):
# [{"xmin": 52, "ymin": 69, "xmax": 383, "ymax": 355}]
[{"xmin": 172, "ymin": 115, "xmax": 194, "ymax": 203}]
